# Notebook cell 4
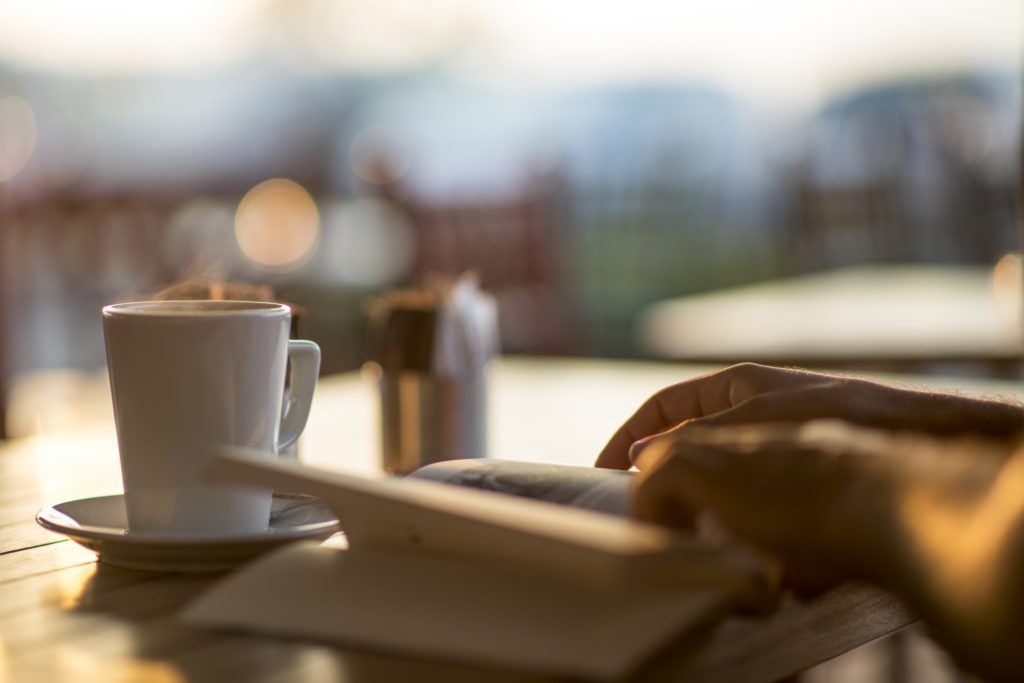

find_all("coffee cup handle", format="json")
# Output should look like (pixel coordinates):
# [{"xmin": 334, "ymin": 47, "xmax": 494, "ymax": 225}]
[{"xmin": 278, "ymin": 340, "xmax": 321, "ymax": 450}]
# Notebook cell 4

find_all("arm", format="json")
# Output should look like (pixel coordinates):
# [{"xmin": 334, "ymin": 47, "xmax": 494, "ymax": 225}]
[
  {"xmin": 633, "ymin": 422, "xmax": 1024, "ymax": 683},
  {"xmin": 597, "ymin": 363, "xmax": 1024, "ymax": 469}
]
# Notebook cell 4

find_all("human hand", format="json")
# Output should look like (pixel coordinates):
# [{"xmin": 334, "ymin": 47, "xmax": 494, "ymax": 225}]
[
  {"xmin": 632, "ymin": 421, "xmax": 926, "ymax": 573},
  {"xmin": 633, "ymin": 421, "xmax": 1024, "ymax": 682},
  {"xmin": 596, "ymin": 363, "xmax": 1024, "ymax": 470}
]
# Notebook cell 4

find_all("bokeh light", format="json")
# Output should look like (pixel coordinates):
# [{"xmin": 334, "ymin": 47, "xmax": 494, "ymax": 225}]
[
  {"xmin": 317, "ymin": 198, "xmax": 414, "ymax": 287},
  {"xmin": 0, "ymin": 96, "xmax": 37, "ymax": 182},
  {"xmin": 991, "ymin": 252, "xmax": 1021, "ymax": 318},
  {"xmin": 234, "ymin": 178, "xmax": 320, "ymax": 271}
]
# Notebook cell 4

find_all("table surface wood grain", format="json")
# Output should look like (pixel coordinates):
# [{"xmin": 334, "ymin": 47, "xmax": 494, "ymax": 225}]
[{"xmin": 6, "ymin": 357, "xmax": 1012, "ymax": 683}]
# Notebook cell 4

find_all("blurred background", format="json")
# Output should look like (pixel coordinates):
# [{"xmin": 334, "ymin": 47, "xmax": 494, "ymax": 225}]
[
  {"xmin": 0, "ymin": 2, "xmax": 1019, "ymax": 679},
  {"xmin": 0, "ymin": 0, "xmax": 1020, "ymax": 424}
]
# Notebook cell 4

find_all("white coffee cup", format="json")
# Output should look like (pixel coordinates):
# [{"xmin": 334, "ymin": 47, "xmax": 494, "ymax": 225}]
[{"xmin": 102, "ymin": 300, "xmax": 320, "ymax": 535}]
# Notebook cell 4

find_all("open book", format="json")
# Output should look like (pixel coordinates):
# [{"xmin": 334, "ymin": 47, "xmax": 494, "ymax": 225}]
[
  {"xmin": 182, "ymin": 452, "xmax": 778, "ymax": 681},
  {"xmin": 408, "ymin": 458, "xmax": 635, "ymax": 516}
]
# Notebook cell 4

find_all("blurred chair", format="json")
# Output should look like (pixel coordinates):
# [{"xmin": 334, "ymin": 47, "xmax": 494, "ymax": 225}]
[
  {"xmin": 791, "ymin": 177, "xmax": 910, "ymax": 270},
  {"xmin": 367, "ymin": 163, "xmax": 581, "ymax": 355},
  {"xmin": 0, "ymin": 197, "xmax": 175, "ymax": 438},
  {"xmin": 788, "ymin": 96, "xmax": 915, "ymax": 271},
  {"xmin": 789, "ymin": 77, "xmax": 1019, "ymax": 273}
]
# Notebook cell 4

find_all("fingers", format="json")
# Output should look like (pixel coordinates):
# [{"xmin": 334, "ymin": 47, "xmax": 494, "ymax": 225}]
[
  {"xmin": 596, "ymin": 363, "xmax": 782, "ymax": 470},
  {"xmin": 596, "ymin": 377, "xmax": 710, "ymax": 470},
  {"xmin": 634, "ymin": 423, "xmax": 954, "ymax": 601},
  {"xmin": 627, "ymin": 390, "xmax": 828, "ymax": 466},
  {"xmin": 633, "ymin": 426, "xmax": 846, "ymax": 558},
  {"xmin": 632, "ymin": 434, "xmax": 753, "ymax": 522},
  {"xmin": 631, "ymin": 438, "xmax": 704, "ymax": 529},
  {"xmin": 625, "ymin": 372, "xmax": 878, "ymax": 468},
  {"xmin": 627, "ymin": 396, "xmax": 778, "ymax": 465}
]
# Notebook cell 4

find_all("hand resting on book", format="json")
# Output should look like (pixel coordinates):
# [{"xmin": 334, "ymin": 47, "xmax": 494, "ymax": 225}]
[
  {"xmin": 598, "ymin": 363, "xmax": 1024, "ymax": 682},
  {"xmin": 596, "ymin": 362, "xmax": 1024, "ymax": 470}
]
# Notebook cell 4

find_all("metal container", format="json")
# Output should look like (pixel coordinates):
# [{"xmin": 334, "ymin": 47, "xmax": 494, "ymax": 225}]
[
  {"xmin": 380, "ymin": 370, "xmax": 487, "ymax": 474},
  {"xmin": 370, "ymin": 279, "xmax": 497, "ymax": 474}
]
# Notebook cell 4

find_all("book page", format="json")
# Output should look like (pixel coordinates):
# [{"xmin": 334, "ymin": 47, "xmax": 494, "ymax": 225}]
[
  {"xmin": 182, "ymin": 541, "xmax": 731, "ymax": 681},
  {"xmin": 408, "ymin": 459, "xmax": 633, "ymax": 516}
]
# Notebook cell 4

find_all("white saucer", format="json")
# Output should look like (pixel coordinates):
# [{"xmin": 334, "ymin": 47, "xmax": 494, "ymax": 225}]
[{"xmin": 36, "ymin": 494, "xmax": 340, "ymax": 572}]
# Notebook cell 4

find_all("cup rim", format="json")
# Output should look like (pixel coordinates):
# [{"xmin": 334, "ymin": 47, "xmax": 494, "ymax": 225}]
[{"xmin": 103, "ymin": 300, "xmax": 290, "ymax": 318}]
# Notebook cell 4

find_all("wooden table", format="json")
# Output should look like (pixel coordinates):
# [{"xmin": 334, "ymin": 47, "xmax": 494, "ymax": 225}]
[
  {"xmin": 638, "ymin": 264, "xmax": 1024, "ymax": 373},
  {"xmin": 7, "ymin": 357, "xmax": 1014, "ymax": 682}
]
